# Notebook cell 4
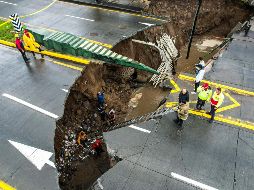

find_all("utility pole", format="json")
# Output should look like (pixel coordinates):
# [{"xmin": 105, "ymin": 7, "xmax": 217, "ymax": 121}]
[{"xmin": 186, "ymin": 0, "xmax": 202, "ymax": 59}]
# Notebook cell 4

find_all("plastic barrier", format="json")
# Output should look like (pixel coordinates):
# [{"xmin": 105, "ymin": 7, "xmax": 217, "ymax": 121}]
[{"xmin": 28, "ymin": 27, "xmax": 159, "ymax": 74}]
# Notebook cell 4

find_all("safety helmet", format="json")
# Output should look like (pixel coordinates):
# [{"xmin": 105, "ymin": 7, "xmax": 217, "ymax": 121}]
[{"xmin": 202, "ymin": 83, "xmax": 209, "ymax": 89}]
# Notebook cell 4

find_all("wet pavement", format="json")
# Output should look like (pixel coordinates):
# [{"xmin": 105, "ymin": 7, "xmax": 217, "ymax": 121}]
[
  {"xmin": 0, "ymin": 45, "xmax": 83, "ymax": 189},
  {"xmin": 0, "ymin": 0, "xmax": 165, "ymax": 45},
  {"xmin": 100, "ymin": 23, "xmax": 254, "ymax": 189}
]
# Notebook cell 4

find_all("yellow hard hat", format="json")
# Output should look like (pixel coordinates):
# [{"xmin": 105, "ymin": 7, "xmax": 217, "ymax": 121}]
[{"xmin": 15, "ymin": 33, "xmax": 19, "ymax": 38}]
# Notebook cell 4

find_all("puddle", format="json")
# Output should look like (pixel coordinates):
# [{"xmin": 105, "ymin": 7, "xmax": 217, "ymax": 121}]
[{"xmin": 126, "ymin": 85, "xmax": 168, "ymax": 120}]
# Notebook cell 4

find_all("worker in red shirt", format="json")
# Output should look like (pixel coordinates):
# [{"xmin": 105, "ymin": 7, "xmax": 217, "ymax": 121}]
[
  {"xmin": 207, "ymin": 87, "xmax": 224, "ymax": 123},
  {"xmin": 15, "ymin": 34, "xmax": 29, "ymax": 63}
]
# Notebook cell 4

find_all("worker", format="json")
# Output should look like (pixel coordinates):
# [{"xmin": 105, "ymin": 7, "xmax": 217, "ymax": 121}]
[
  {"xmin": 77, "ymin": 131, "xmax": 88, "ymax": 147},
  {"xmin": 207, "ymin": 87, "xmax": 224, "ymax": 123},
  {"xmin": 174, "ymin": 102, "xmax": 189, "ymax": 130},
  {"xmin": 97, "ymin": 91, "xmax": 105, "ymax": 107},
  {"xmin": 23, "ymin": 29, "xmax": 44, "ymax": 58},
  {"xmin": 196, "ymin": 57, "xmax": 205, "ymax": 69},
  {"xmin": 192, "ymin": 64, "xmax": 205, "ymax": 94},
  {"xmin": 91, "ymin": 139, "xmax": 104, "ymax": 156},
  {"xmin": 15, "ymin": 34, "xmax": 29, "ymax": 63},
  {"xmin": 179, "ymin": 88, "xmax": 189, "ymax": 104},
  {"xmin": 108, "ymin": 109, "xmax": 116, "ymax": 125},
  {"xmin": 196, "ymin": 83, "xmax": 212, "ymax": 110}
]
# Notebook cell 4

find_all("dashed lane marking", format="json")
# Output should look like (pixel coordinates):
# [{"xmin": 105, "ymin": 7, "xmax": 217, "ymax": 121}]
[
  {"xmin": 61, "ymin": 89, "xmax": 69, "ymax": 93},
  {"xmin": 179, "ymin": 74, "xmax": 254, "ymax": 96},
  {"xmin": 129, "ymin": 125, "xmax": 151, "ymax": 133},
  {"xmin": 171, "ymin": 172, "xmax": 218, "ymax": 190},
  {"xmin": 138, "ymin": 22, "xmax": 155, "ymax": 27},
  {"xmin": 2, "ymin": 93, "xmax": 59, "ymax": 119},
  {"xmin": 0, "ymin": 1, "xmax": 16, "ymax": 6},
  {"xmin": 0, "ymin": 180, "xmax": 16, "ymax": 190},
  {"xmin": 65, "ymin": 14, "xmax": 95, "ymax": 22}
]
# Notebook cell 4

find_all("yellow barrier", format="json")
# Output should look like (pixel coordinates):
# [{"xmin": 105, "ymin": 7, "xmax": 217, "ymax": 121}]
[{"xmin": 0, "ymin": 40, "xmax": 90, "ymax": 65}]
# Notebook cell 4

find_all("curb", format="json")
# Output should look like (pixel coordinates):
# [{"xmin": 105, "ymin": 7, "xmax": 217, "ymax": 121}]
[{"xmin": 0, "ymin": 40, "xmax": 90, "ymax": 65}]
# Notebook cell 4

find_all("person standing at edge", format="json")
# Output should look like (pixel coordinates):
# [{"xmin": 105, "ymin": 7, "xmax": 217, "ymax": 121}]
[
  {"xmin": 15, "ymin": 34, "xmax": 30, "ymax": 63},
  {"xmin": 192, "ymin": 64, "xmax": 205, "ymax": 94},
  {"xmin": 23, "ymin": 29, "xmax": 44, "ymax": 58},
  {"xmin": 207, "ymin": 87, "xmax": 224, "ymax": 123},
  {"xmin": 179, "ymin": 88, "xmax": 189, "ymax": 104},
  {"xmin": 196, "ymin": 83, "xmax": 212, "ymax": 110}
]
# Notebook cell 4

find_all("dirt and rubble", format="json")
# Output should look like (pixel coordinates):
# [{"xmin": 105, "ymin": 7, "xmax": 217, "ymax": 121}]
[{"xmin": 55, "ymin": 1, "xmax": 253, "ymax": 189}]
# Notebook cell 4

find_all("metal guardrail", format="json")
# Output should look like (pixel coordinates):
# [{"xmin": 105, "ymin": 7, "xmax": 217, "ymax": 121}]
[{"xmin": 106, "ymin": 107, "xmax": 171, "ymax": 132}]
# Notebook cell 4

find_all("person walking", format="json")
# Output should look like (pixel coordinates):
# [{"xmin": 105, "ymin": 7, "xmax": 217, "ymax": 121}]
[
  {"xmin": 15, "ymin": 34, "xmax": 30, "ymax": 63},
  {"xmin": 179, "ymin": 88, "xmax": 189, "ymax": 104},
  {"xmin": 23, "ymin": 29, "xmax": 44, "ymax": 58},
  {"xmin": 196, "ymin": 83, "xmax": 212, "ymax": 110},
  {"xmin": 207, "ymin": 87, "xmax": 224, "ymax": 123},
  {"xmin": 192, "ymin": 64, "xmax": 205, "ymax": 94}
]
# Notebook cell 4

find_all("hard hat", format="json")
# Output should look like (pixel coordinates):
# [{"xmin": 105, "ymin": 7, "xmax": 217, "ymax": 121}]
[
  {"xmin": 202, "ymin": 83, "xmax": 209, "ymax": 89},
  {"xmin": 15, "ymin": 33, "xmax": 19, "ymax": 38}
]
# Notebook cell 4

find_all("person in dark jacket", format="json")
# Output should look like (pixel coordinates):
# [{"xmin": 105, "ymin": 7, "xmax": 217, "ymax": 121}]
[
  {"xmin": 15, "ymin": 34, "xmax": 29, "ymax": 63},
  {"xmin": 179, "ymin": 88, "xmax": 189, "ymax": 104}
]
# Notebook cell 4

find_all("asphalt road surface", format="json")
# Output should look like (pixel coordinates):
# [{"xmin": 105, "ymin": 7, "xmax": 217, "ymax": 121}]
[{"xmin": 0, "ymin": 0, "xmax": 165, "ymax": 45}]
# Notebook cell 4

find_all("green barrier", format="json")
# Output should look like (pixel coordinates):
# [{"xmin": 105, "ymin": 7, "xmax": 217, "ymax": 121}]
[{"xmin": 28, "ymin": 28, "xmax": 159, "ymax": 75}]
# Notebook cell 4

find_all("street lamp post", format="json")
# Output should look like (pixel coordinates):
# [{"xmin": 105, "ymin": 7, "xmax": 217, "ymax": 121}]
[{"xmin": 186, "ymin": 0, "xmax": 202, "ymax": 59}]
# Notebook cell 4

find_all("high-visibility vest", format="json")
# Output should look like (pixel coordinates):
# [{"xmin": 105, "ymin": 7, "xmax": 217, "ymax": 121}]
[
  {"xmin": 197, "ymin": 86, "xmax": 212, "ymax": 101},
  {"xmin": 211, "ymin": 92, "xmax": 224, "ymax": 107}
]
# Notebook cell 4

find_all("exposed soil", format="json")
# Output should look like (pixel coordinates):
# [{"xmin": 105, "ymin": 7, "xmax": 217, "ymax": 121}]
[{"xmin": 55, "ymin": 1, "xmax": 253, "ymax": 189}]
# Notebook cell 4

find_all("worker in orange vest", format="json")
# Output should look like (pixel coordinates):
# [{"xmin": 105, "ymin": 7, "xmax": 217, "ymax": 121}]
[{"xmin": 207, "ymin": 87, "xmax": 224, "ymax": 123}]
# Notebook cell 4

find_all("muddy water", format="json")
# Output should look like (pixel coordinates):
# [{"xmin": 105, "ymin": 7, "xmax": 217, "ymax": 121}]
[
  {"xmin": 126, "ymin": 37, "xmax": 223, "ymax": 120},
  {"xmin": 126, "ymin": 85, "xmax": 168, "ymax": 120}
]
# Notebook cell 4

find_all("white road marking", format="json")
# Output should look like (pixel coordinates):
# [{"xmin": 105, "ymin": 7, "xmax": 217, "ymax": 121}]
[
  {"xmin": 8, "ymin": 140, "xmax": 56, "ymax": 170},
  {"xmin": 65, "ymin": 14, "xmax": 95, "ymax": 22},
  {"xmin": 0, "ymin": 0, "xmax": 17, "ymax": 6},
  {"xmin": 128, "ymin": 125, "xmax": 151, "ymax": 133},
  {"xmin": 138, "ymin": 22, "xmax": 155, "ymax": 27},
  {"xmin": 2, "ymin": 93, "xmax": 59, "ymax": 119},
  {"xmin": 61, "ymin": 89, "xmax": 69, "ymax": 93},
  {"xmin": 171, "ymin": 172, "xmax": 219, "ymax": 190}
]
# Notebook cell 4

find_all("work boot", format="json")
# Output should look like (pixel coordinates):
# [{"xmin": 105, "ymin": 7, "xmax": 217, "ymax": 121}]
[
  {"xmin": 173, "ymin": 119, "xmax": 178, "ymax": 124},
  {"xmin": 206, "ymin": 111, "xmax": 211, "ymax": 115}
]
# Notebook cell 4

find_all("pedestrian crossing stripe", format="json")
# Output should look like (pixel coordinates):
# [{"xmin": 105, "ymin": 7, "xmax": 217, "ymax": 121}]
[
  {"xmin": 89, "ymin": 44, "xmax": 99, "ymax": 51},
  {"xmin": 111, "ymin": 52, "xmax": 117, "ymax": 58},
  {"xmin": 99, "ymin": 48, "xmax": 107, "ymax": 55},
  {"xmin": 83, "ymin": 42, "xmax": 94, "ymax": 50},
  {"xmin": 105, "ymin": 50, "xmax": 112, "ymax": 56},
  {"xmin": 94, "ymin": 46, "xmax": 103, "ymax": 53},
  {"xmin": 9, "ymin": 13, "xmax": 22, "ymax": 32},
  {"xmin": 79, "ymin": 41, "xmax": 89, "ymax": 48}
]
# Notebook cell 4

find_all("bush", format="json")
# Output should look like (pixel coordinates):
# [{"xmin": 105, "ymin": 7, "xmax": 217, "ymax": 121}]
[{"xmin": 0, "ymin": 20, "xmax": 15, "ymax": 42}]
